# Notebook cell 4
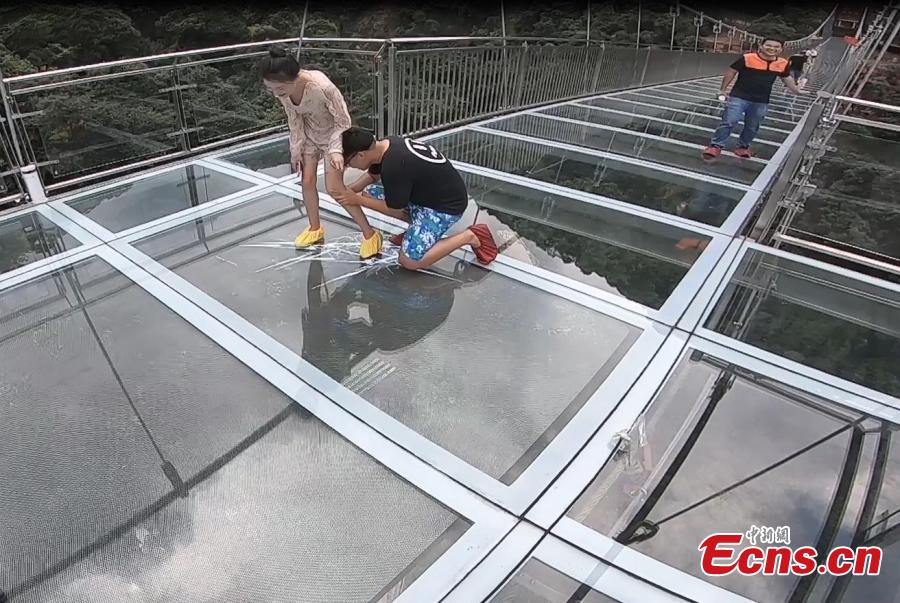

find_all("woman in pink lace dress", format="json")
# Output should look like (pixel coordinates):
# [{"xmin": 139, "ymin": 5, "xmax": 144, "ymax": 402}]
[{"xmin": 259, "ymin": 47, "xmax": 382, "ymax": 258}]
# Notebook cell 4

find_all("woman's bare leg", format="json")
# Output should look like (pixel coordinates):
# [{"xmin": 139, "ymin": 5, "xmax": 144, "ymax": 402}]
[
  {"xmin": 324, "ymin": 161, "xmax": 376, "ymax": 239},
  {"xmin": 300, "ymin": 154, "xmax": 321, "ymax": 230}
]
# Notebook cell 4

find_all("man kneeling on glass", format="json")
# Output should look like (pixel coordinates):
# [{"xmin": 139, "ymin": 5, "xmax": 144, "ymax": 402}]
[
  {"xmin": 331, "ymin": 127, "xmax": 498, "ymax": 271},
  {"xmin": 703, "ymin": 37, "xmax": 806, "ymax": 160}
]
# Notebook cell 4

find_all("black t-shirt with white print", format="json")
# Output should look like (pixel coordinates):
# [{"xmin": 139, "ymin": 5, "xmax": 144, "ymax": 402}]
[{"xmin": 367, "ymin": 136, "xmax": 467, "ymax": 215}]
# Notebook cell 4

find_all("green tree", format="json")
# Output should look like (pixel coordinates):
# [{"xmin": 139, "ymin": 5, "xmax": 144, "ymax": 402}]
[{"xmin": 0, "ymin": 5, "xmax": 150, "ymax": 68}]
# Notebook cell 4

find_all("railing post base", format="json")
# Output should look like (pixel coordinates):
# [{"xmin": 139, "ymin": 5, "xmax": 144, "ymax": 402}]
[{"xmin": 20, "ymin": 165, "xmax": 48, "ymax": 204}]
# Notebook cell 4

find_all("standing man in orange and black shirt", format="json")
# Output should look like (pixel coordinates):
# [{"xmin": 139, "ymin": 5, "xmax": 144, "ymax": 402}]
[{"xmin": 703, "ymin": 37, "xmax": 806, "ymax": 160}]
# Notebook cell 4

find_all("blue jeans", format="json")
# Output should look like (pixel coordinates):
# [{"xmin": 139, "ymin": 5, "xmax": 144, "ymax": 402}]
[{"xmin": 710, "ymin": 97, "xmax": 768, "ymax": 149}]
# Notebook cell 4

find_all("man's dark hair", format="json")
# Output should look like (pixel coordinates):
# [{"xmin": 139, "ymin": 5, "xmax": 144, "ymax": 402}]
[
  {"xmin": 760, "ymin": 37, "xmax": 784, "ymax": 46},
  {"xmin": 258, "ymin": 45, "xmax": 300, "ymax": 81},
  {"xmin": 342, "ymin": 127, "xmax": 376, "ymax": 159}
]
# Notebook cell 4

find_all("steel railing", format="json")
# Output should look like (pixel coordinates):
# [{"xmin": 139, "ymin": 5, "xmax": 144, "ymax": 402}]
[
  {"xmin": 0, "ymin": 8, "xmax": 847, "ymax": 202},
  {"xmin": 751, "ymin": 7, "xmax": 900, "ymax": 281}
]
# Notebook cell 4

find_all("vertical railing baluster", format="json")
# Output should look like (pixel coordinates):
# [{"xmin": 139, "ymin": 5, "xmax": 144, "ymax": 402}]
[
  {"xmin": 374, "ymin": 44, "xmax": 386, "ymax": 138},
  {"xmin": 387, "ymin": 42, "xmax": 397, "ymax": 136}
]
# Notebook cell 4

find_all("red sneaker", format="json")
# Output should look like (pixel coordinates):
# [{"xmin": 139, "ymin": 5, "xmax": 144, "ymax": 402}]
[
  {"xmin": 388, "ymin": 231, "xmax": 405, "ymax": 247},
  {"xmin": 733, "ymin": 147, "xmax": 753, "ymax": 158},
  {"xmin": 468, "ymin": 224, "xmax": 498, "ymax": 265},
  {"xmin": 702, "ymin": 146, "xmax": 721, "ymax": 160}
]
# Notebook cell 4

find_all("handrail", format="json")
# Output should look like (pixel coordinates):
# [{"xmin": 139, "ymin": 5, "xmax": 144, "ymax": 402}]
[
  {"xmin": 2, "ymin": 37, "xmax": 303, "ymax": 84},
  {"xmin": 2, "ymin": 35, "xmax": 691, "ymax": 87},
  {"xmin": 833, "ymin": 95, "xmax": 900, "ymax": 114}
]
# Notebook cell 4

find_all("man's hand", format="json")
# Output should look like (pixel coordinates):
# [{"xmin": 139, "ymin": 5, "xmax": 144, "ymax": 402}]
[
  {"xmin": 332, "ymin": 189, "xmax": 361, "ymax": 207},
  {"xmin": 328, "ymin": 152, "xmax": 344, "ymax": 172},
  {"xmin": 293, "ymin": 157, "xmax": 303, "ymax": 176}
]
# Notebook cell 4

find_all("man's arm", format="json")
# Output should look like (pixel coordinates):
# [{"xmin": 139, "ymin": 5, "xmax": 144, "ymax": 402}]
[
  {"xmin": 719, "ymin": 68, "xmax": 738, "ymax": 94},
  {"xmin": 348, "ymin": 171, "xmax": 376, "ymax": 193},
  {"xmin": 781, "ymin": 75, "xmax": 805, "ymax": 94},
  {"xmin": 332, "ymin": 188, "xmax": 401, "ymax": 220}
]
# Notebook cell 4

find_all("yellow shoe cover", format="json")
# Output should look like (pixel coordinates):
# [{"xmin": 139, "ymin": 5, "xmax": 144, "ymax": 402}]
[
  {"xmin": 294, "ymin": 226, "xmax": 325, "ymax": 249},
  {"xmin": 359, "ymin": 231, "xmax": 383, "ymax": 260}
]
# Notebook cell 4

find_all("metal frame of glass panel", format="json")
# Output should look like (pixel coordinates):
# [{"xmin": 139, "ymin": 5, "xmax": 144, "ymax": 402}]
[
  {"xmin": 520, "ymin": 109, "xmax": 771, "ymax": 166},
  {"xmin": 611, "ymin": 90, "xmax": 802, "ymax": 125},
  {"xmin": 688, "ymin": 241, "xmax": 900, "ymax": 409},
  {"xmin": 582, "ymin": 96, "xmax": 795, "ymax": 135},
  {"xmin": 445, "ymin": 523, "xmax": 685, "ymax": 602},
  {"xmin": 525, "ymin": 331, "xmax": 899, "ymax": 603},
  {"xmin": 551, "ymin": 103, "xmax": 782, "ymax": 148},
  {"xmin": 205, "ymin": 132, "xmax": 305, "ymax": 187},
  {"xmin": 0, "ymin": 203, "xmax": 103, "ymax": 288}
]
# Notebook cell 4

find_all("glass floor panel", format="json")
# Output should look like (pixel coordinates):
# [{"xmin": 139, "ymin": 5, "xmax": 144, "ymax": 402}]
[
  {"xmin": 650, "ymin": 86, "xmax": 811, "ymax": 115},
  {"xmin": 788, "ymin": 128, "xmax": 900, "ymax": 261},
  {"xmin": 460, "ymin": 171, "xmax": 708, "ymax": 309},
  {"xmin": 490, "ymin": 559, "xmax": 617, "ymax": 602},
  {"xmin": 538, "ymin": 104, "xmax": 778, "ymax": 159},
  {"xmin": 706, "ymin": 248, "xmax": 900, "ymax": 399},
  {"xmin": 64, "ymin": 164, "xmax": 255, "ymax": 233},
  {"xmin": 133, "ymin": 192, "xmax": 642, "ymax": 482},
  {"xmin": 484, "ymin": 113, "xmax": 763, "ymax": 184},
  {"xmin": 0, "ymin": 211, "xmax": 80, "ymax": 275},
  {"xmin": 566, "ymin": 348, "xmax": 898, "ymax": 603},
  {"xmin": 583, "ymin": 98, "xmax": 791, "ymax": 143},
  {"xmin": 219, "ymin": 139, "xmax": 293, "ymax": 179},
  {"xmin": 0, "ymin": 256, "xmax": 465, "ymax": 603},
  {"xmin": 612, "ymin": 92, "xmax": 798, "ymax": 127},
  {"xmin": 431, "ymin": 128, "xmax": 747, "ymax": 227},
  {"xmin": 617, "ymin": 91, "xmax": 801, "ymax": 124},
  {"xmin": 670, "ymin": 80, "xmax": 816, "ymax": 101},
  {"xmin": 667, "ymin": 83, "xmax": 814, "ymax": 111}
]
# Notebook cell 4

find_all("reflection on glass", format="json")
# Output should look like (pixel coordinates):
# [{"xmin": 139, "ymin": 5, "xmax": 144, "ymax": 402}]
[
  {"xmin": 221, "ymin": 139, "xmax": 293, "ymax": 179},
  {"xmin": 0, "ymin": 256, "xmax": 465, "ymax": 602},
  {"xmin": 584, "ymin": 98, "xmax": 791, "ymax": 143},
  {"xmin": 134, "ymin": 194, "xmax": 641, "ymax": 482},
  {"xmin": 485, "ymin": 113, "xmax": 763, "ymax": 184},
  {"xmin": 491, "ymin": 559, "xmax": 618, "ymax": 602},
  {"xmin": 540, "ymin": 104, "xmax": 778, "ymax": 159},
  {"xmin": 0, "ymin": 211, "xmax": 80, "ymax": 275},
  {"xmin": 567, "ymin": 349, "xmax": 899, "ymax": 602},
  {"xmin": 789, "ymin": 128, "xmax": 900, "ymax": 263},
  {"xmin": 706, "ymin": 249, "xmax": 900, "ymax": 398},
  {"xmin": 433, "ymin": 128, "xmax": 745, "ymax": 227},
  {"xmin": 65, "ymin": 164, "xmax": 255, "ymax": 233},
  {"xmin": 461, "ymin": 171, "xmax": 708, "ymax": 309}
]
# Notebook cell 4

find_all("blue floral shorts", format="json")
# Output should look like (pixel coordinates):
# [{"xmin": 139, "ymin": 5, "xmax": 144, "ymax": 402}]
[
  {"xmin": 365, "ymin": 183, "xmax": 386, "ymax": 200},
  {"xmin": 402, "ymin": 205, "xmax": 461, "ymax": 261},
  {"xmin": 364, "ymin": 184, "xmax": 461, "ymax": 262}
]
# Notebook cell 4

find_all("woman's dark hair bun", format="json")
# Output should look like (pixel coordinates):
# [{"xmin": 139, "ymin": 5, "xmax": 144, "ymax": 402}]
[{"xmin": 258, "ymin": 45, "xmax": 300, "ymax": 81}]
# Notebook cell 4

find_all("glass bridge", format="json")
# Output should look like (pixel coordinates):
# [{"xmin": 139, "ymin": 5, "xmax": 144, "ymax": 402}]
[{"xmin": 0, "ymin": 34, "xmax": 898, "ymax": 603}]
